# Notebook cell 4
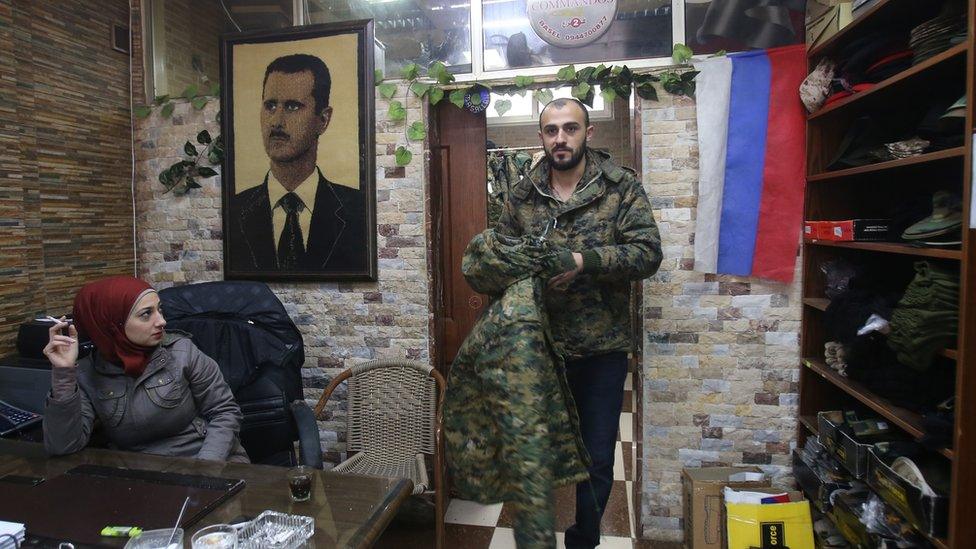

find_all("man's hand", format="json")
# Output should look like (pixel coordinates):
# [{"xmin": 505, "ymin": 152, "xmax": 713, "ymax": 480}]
[{"xmin": 548, "ymin": 252, "xmax": 584, "ymax": 291}]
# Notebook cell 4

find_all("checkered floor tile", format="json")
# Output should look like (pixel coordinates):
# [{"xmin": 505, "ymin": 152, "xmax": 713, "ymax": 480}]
[{"xmin": 375, "ymin": 378, "xmax": 663, "ymax": 548}]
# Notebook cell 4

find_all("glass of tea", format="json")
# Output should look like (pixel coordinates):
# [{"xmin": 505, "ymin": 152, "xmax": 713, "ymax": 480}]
[{"xmin": 287, "ymin": 465, "xmax": 313, "ymax": 502}]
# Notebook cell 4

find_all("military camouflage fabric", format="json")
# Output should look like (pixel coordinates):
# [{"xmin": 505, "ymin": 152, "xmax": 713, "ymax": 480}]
[
  {"xmin": 496, "ymin": 149, "xmax": 662, "ymax": 358},
  {"xmin": 445, "ymin": 230, "xmax": 591, "ymax": 548}
]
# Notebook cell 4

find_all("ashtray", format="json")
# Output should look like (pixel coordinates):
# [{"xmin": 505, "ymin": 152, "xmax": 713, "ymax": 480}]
[{"xmin": 237, "ymin": 510, "xmax": 314, "ymax": 549}]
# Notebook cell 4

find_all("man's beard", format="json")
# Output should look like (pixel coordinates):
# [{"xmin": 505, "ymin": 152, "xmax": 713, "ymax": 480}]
[{"xmin": 546, "ymin": 140, "xmax": 587, "ymax": 171}]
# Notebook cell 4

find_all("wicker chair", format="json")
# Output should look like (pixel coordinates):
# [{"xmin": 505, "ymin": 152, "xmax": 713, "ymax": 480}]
[{"xmin": 313, "ymin": 359, "xmax": 446, "ymax": 548}]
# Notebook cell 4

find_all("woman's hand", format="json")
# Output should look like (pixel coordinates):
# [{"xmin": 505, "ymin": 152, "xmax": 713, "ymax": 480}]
[{"xmin": 43, "ymin": 318, "xmax": 78, "ymax": 369}]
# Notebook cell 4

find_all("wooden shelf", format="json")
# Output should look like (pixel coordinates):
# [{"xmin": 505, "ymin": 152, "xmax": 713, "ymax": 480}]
[
  {"xmin": 808, "ymin": 147, "xmax": 966, "ymax": 182},
  {"xmin": 807, "ymin": 0, "xmax": 944, "ymax": 60},
  {"xmin": 803, "ymin": 358, "xmax": 954, "ymax": 460},
  {"xmin": 806, "ymin": 240, "xmax": 962, "ymax": 260},
  {"xmin": 802, "ymin": 297, "xmax": 830, "ymax": 311},
  {"xmin": 809, "ymin": 44, "xmax": 968, "ymax": 121},
  {"xmin": 799, "ymin": 415, "xmax": 819, "ymax": 435}
]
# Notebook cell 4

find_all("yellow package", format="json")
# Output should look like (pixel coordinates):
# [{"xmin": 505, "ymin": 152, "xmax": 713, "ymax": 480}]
[{"xmin": 726, "ymin": 500, "xmax": 815, "ymax": 549}]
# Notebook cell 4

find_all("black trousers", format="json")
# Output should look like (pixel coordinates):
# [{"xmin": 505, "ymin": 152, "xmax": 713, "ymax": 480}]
[{"xmin": 563, "ymin": 351, "xmax": 629, "ymax": 549}]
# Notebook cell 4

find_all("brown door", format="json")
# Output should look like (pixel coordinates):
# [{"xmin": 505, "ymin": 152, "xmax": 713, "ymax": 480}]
[{"xmin": 430, "ymin": 102, "xmax": 488, "ymax": 371}]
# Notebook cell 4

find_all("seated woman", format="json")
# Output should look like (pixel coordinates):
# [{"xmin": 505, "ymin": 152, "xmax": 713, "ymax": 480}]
[{"xmin": 42, "ymin": 275, "xmax": 249, "ymax": 462}]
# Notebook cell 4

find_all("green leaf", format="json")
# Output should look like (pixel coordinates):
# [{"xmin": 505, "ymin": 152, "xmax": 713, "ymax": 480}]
[
  {"xmin": 514, "ymin": 75, "xmax": 535, "ymax": 88},
  {"xmin": 449, "ymin": 89, "xmax": 466, "ymax": 109},
  {"xmin": 409, "ymin": 81, "xmax": 431, "ymax": 98},
  {"xmin": 617, "ymin": 66, "xmax": 633, "ymax": 86},
  {"xmin": 378, "ymin": 82, "xmax": 397, "ymax": 100},
  {"xmin": 374, "ymin": 68, "xmax": 384, "ymax": 82},
  {"xmin": 208, "ymin": 146, "xmax": 223, "ymax": 165},
  {"xmin": 216, "ymin": 110, "xmax": 222, "ymax": 124},
  {"xmin": 429, "ymin": 61, "xmax": 454, "ymax": 85},
  {"xmin": 556, "ymin": 64, "xmax": 576, "ymax": 81},
  {"xmin": 681, "ymin": 70, "xmax": 700, "ymax": 82},
  {"xmin": 534, "ymin": 88, "xmax": 554, "ymax": 106},
  {"xmin": 636, "ymin": 82, "xmax": 658, "ymax": 102},
  {"xmin": 401, "ymin": 63, "xmax": 420, "ymax": 81},
  {"xmin": 134, "ymin": 105, "xmax": 152, "ymax": 118},
  {"xmin": 182, "ymin": 84, "xmax": 199, "ymax": 99},
  {"xmin": 191, "ymin": 96, "xmax": 208, "ymax": 110},
  {"xmin": 494, "ymin": 99, "xmax": 512, "ymax": 117},
  {"xmin": 208, "ymin": 82, "xmax": 220, "ymax": 96},
  {"xmin": 600, "ymin": 86, "xmax": 617, "ymax": 103},
  {"xmin": 571, "ymin": 82, "xmax": 591, "ymax": 100},
  {"xmin": 428, "ymin": 87, "xmax": 445, "ymax": 105},
  {"xmin": 395, "ymin": 146, "xmax": 413, "ymax": 166},
  {"xmin": 576, "ymin": 66, "xmax": 596, "ymax": 84},
  {"xmin": 709, "ymin": 49, "xmax": 727, "ymax": 58},
  {"xmin": 672, "ymin": 43, "xmax": 694, "ymax": 64},
  {"xmin": 184, "ymin": 141, "xmax": 198, "ymax": 156},
  {"xmin": 185, "ymin": 177, "xmax": 201, "ymax": 189},
  {"xmin": 407, "ymin": 121, "xmax": 426, "ymax": 141},
  {"xmin": 153, "ymin": 95, "xmax": 170, "ymax": 105},
  {"xmin": 158, "ymin": 167, "xmax": 173, "ymax": 187},
  {"xmin": 196, "ymin": 130, "xmax": 212, "ymax": 144},
  {"xmin": 161, "ymin": 102, "xmax": 175, "ymax": 118},
  {"xmin": 197, "ymin": 166, "xmax": 218, "ymax": 177},
  {"xmin": 592, "ymin": 64, "xmax": 610, "ymax": 80},
  {"xmin": 388, "ymin": 100, "xmax": 407, "ymax": 122}
]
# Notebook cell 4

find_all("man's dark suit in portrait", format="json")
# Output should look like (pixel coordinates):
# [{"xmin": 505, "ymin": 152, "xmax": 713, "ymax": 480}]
[{"xmin": 229, "ymin": 53, "xmax": 366, "ymax": 273}]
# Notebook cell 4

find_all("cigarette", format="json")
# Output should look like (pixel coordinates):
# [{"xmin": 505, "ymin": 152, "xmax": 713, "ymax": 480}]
[{"xmin": 44, "ymin": 316, "xmax": 73, "ymax": 325}]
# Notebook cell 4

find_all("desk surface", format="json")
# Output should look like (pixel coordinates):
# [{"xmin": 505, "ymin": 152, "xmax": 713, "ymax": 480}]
[{"xmin": 0, "ymin": 440, "xmax": 412, "ymax": 548}]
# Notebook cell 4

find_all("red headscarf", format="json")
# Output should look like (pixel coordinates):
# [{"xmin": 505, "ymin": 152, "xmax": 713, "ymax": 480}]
[{"xmin": 73, "ymin": 276, "xmax": 157, "ymax": 378}]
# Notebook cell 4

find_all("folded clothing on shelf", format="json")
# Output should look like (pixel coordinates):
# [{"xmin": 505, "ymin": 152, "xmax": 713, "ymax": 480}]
[{"xmin": 887, "ymin": 261, "xmax": 959, "ymax": 372}]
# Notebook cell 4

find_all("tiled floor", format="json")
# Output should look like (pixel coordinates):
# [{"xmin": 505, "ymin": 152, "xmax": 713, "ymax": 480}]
[{"xmin": 376, "ymin": 375, "xmax": 678, "ymax": 548}]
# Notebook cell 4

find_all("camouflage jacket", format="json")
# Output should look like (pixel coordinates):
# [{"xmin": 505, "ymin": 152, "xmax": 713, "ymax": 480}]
[
  {"xmin": 496, "ymin": 149, "xmax": 662, "ymax": 358},
  {"xmin": 445, "ymin": 230, "xmax": 590, "ymax": 547}
]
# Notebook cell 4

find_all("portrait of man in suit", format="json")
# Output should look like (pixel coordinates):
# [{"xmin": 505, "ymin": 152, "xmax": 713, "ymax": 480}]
[{"xmin": 221, "ymin": 23, "xmax": 376, "ymax": 281}]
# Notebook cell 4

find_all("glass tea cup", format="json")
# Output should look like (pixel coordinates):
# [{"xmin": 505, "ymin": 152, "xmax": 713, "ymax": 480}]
[
  {"xmin": 191, "ymin": 524, "xmax": 238, "ymax": 549},
  {"xmin": 287, "ymin": 465, "xmax": 314, "ymax": 502}
]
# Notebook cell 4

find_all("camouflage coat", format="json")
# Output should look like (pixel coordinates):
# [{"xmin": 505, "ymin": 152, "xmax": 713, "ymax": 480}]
[
  {"xmin": 445, "ymin": 230, "xmax": 590, "ymax": 548},
  {"xmin": 496, "ymin": 149, "xmax": 662, "ymax": 358}
]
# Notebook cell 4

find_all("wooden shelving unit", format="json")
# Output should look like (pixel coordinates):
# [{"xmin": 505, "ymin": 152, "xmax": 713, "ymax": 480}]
[{"xmin": 800, "ymin": 1, "xmax": 974, "ymax": 546}]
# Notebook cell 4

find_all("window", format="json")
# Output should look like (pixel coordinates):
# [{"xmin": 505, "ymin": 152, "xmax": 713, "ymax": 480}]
[
  {"xmin": 683, "ymin": 0, "xmax": 805, "ymax": 55},
  {"xmin": 144, "ymin": 0, "xmax": 296, "ymax": 99},
  {"xmin": 482, "ymin": 0, "xmax": 672, "ymax": 72},
  {"xmin": 487, "ymin": 85, "xmax": 611, "ymax": 124},
  {"xmin": 307, "ymin": 0, "xmax": 472, "ymax": 76}
]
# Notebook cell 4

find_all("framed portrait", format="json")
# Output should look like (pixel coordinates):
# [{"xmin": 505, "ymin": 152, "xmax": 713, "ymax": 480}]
[{"xmin": 220, "ymin": 21, "xmax": 376, "ymax": 281}]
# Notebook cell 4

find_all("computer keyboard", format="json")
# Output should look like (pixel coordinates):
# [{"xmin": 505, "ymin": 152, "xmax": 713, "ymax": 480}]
[{"xmin": 0, "ymin": 399, "xmax": 42, "ymax": 437}]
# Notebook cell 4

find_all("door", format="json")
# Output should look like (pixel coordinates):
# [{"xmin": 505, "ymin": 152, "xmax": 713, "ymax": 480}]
[{"xmin": 430, "ymin": 102, "xmax": 488, "ymax": 371}]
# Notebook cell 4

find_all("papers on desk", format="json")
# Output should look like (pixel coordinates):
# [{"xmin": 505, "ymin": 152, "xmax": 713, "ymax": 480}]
[{"xmin": 0, "ymin": 520, "xmax": 25, "ymax": 548}]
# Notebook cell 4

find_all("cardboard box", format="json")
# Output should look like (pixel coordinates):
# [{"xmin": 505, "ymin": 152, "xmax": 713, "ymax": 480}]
[{"xmin": 682, "ymin": 467, "xmax": 769, "ymax": 549}]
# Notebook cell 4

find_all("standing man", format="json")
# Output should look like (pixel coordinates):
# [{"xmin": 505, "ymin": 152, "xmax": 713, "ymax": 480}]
[
  {"xmin": 496, "ymin": 98, "xmax": 662, "ymax": 548},
  {"xmin": 229, "ymin": 54, "xmax": 366, "ymax": 273}
]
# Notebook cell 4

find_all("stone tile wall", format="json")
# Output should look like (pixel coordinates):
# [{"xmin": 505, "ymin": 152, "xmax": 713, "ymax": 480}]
[{"xmin": 637, "ymin": 89, "xmax": 802, "ymax": 540}]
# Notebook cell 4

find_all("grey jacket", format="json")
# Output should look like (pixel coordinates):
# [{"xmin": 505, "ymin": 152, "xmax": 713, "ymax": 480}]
[{"xmin": 43, "ymin": 331, "xmax": 249, "ymax": 462}]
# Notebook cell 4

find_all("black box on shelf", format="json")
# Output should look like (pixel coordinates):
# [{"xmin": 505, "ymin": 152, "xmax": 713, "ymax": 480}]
[
  {"xmin": 867, "ymin": 447, "xmax": 949, "ymax": 538},
  {"xmin": 828, "ymin": 490, "xmax": 876, "ymax": 548},
  {"xmin": 817, "ymin": 411, "xmax": 844, "ymax": 456},
  {"xmin": 792, "ymin": 449, "xmax": 851, "ymax": 512}
]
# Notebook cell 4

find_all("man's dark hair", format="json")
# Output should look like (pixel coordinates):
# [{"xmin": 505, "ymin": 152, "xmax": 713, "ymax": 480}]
[
  {"xmin": 539, "ymin": 97, "xmax": 590, "ymax": 129},
  {"xmin": 263, "ymin": 54, "xmax": 332, "ymax": 115}
]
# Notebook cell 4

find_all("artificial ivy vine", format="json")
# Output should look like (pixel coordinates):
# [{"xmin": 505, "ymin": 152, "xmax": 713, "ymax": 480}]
[
  {"xmin": 139, "ymin": 44, "xmax": 707, "ymax": 190},
  {"xmin": 134, "ymin": 83, "xmax": 224, "ymax": 195},
  {"xmin": 382, "ymin": 44, "xmax": 703, "ymax": 166}
]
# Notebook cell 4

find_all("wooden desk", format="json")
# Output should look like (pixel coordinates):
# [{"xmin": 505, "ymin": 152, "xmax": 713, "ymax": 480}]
[{"xmin": 0, "ymin": 440, "xmax": 412, "ymax": 548}]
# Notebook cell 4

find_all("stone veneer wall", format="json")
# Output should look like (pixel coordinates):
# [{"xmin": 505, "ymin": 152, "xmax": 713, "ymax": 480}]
[
  {"xmin": 132, "ymin": 84, "xmax": 430, "ymax": 463},
  {"xmin": 131, "ymin": 79, "xmax": 803, "ymax": 540},
  {"xmin": 637, "ymin": 91, "xmax": 802, "ymax": 540}
]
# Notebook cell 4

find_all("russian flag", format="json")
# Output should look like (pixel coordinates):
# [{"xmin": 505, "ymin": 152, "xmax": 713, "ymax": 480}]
[{"xmin": 693, "ymin": 44, "xmax": 807, "ymax": 283}]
